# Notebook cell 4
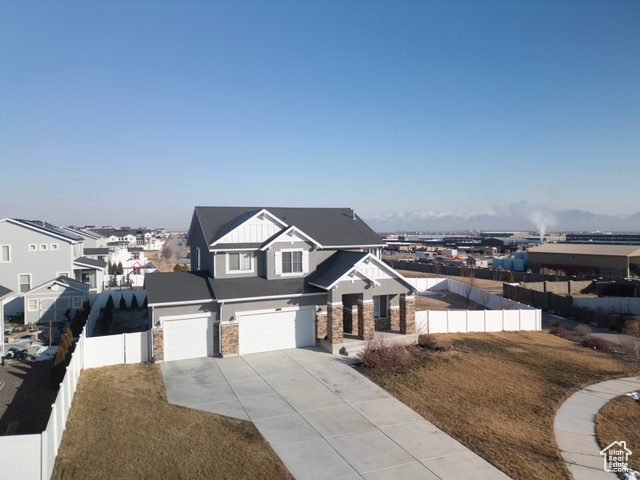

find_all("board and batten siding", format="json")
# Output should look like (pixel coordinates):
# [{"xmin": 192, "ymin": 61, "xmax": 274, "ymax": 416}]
[
  {"xmin": 0, "ymin": 221, "xmax": 78, "ymax": 315},
  {"xmin": 215, "ymin": 214, "xmax": 282, "ymax": 245}
]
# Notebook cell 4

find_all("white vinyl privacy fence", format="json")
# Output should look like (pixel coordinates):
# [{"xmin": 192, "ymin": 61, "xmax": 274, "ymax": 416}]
[
  {"xmin": 406, "ymin": 278, "xmax": 542, "ymax": 334},
  {"xmin": 0, "ymin": 292, "xmax": 150, "ymax": 480}
]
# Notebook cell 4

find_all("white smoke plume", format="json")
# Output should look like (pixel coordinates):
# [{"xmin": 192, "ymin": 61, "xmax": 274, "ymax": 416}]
[{"xmin": 507, "ymin": 202, "xmax": 558, "ymax": 243}]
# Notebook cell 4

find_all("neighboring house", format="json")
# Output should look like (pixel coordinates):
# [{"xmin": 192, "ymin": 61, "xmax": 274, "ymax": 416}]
[
  {"xmin": 61, "ymin": 226, "xmax": 108, "ymax": 248},
  {"xmin": 83, "ymin": 248, "xmax": 110, "ymax": 263},
  {"xmin": 106, "ymin": 246, "xmax": 158, "ymax": 288},
  {"xmin": 0, "ymin": 285, "xmax": 13, "ymax": 357},
  {"xmin": 91, "ymin": 227, "xmax": 166, "ymax": 250},
  {"xmin": 0, "ymin": 218, "xmax": 107, "ymax": 317},
  {"xmin": 146, "ymin": 207, "xmax": 416, "ymax": 363},
  {"xmin": 23, "ymin": 276, "xmax": 90, "ymax": 325}
]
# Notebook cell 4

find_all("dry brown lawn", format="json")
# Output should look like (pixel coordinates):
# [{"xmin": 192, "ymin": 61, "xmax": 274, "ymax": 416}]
[
  {"xmin": 396, "ymin": 269, "xmax": 505, "ymax": 295},
  {"xmin": 52, "ymin": 364, "xmax": 292, "ymax": 480},
  {"xmin": 596, "ymin": 391, "xmax": 640, "ymax": 477},
  {"xmin": 145, "ymin": 251, "xmax": 176, "ymax": 273},
  {"xmin": 359, "ymin": 331, "xmax": 637, "ymax": 480},
  {"xmin": 415, "ymin": 291, "xmax": 486, "ymax": 311}
]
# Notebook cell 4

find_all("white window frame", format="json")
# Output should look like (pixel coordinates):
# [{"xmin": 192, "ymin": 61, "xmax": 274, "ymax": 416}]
[
  {"xmin": 280, "ymin": 249, "xmax": 304, "ymax": 276},
  {"xmin": 226, "ymin": 252, "xmax": 254, "ymax": 274},
  {"xmin": 0, "ymin": 245, "xmax": 10, "ymax": 263},
  {"xmin": 27, "ymin": 299, "xmax": 39, "ymax": 312},
  {"xmin": 373, "ymin": 295, "xmax": 388, "ymax": 320},
  {"xmin": 50, "ymin": 243, "xmax": 59, "ymax": 251},
  {"xmin": 72, "ymin": 296, "xmax": 83, "ymax": 308},
  {"xmin": 18, "ymin": 273, "xmax": 32, "ymax": 293},
  {"xmin": 40, "ymin": 243, "xmax": 48, "ymax": 251},
  {"xmin": 28, "ymin": 244, "xmax": 37, "ymax": 252}
]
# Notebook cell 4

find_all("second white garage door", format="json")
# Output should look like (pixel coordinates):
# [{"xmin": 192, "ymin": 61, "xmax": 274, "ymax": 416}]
[
  {"xmin": 238, "ymin": 307, "xmax": 315, "ymax": 355},
  {"xmin": 163, "ymin": 314, "xmax": 214, "ymax": 362}
]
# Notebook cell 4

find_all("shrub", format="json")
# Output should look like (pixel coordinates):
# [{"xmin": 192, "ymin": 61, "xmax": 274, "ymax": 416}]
[
  {"xmin": 624, "ymin": 319, "xmax": 640, "ymax": 337},
  {"xmin": 574, "ymin": 324, "xmax": 592, "ymax": 337},
  {"xmin": 418, "ymin": 334, "xmax": 452, "ymax": 351},
  {"xmin": 131, "ymin": 294, "xmax": 139, "ymax": 309},
  {"xmin": 505, "ymin": 271, "xmax": 515, "ymax": 283},
  {"xmin": 549, "ymin": 319, "xmax": 561, "ymax": 328},
  {"xmin": 581, "ymin": 336, "xmax": 612, "ymax": 351},
  {"xmin": 106, "ymin": 295, "xmax": 114, "ymax": 311},
  {"xmin": 358, "ymin": 338, "xmax": 411, "ymax": 369},
  {"xmin": 119, "ymin": 295, "xmax": 127, "ymax": 310},
  {"xmin": 549, "ymin": 326, "xmax": 569, "ymax": 339}
]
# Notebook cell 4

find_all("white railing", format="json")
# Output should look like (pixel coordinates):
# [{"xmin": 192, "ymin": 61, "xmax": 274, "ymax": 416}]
[
  {"xmin": 1, "ymin": 295, "xmax": 150, "ymax": 479},
  {"xmin": 407, "ymin": 278, "xmax": 542, "ymax": 334}
]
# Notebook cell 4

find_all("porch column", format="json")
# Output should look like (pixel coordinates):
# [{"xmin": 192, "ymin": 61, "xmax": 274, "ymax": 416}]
[
  {"xmin": 399, "ymin": 294, "xmax": 416, "ymax": 335},
  {"xmin": 357, "ymin": 299, "xmax": 374, "ymax": 341},
  {"xmin": 390, "ymin": 305, "xmax": 400, "ymax": 331},
  {"xmin": 327, "ymin": 302, "xmax": 343, "ymax": 344}
]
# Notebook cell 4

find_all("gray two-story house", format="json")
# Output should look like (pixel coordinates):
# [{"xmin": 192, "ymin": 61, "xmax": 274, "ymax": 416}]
[
  {"xmin": 145, "ymin": 207, "xmax": 416, "ymax": 362},
  {"xmin": 0, "ymin": 218, "xmax": 106, "ymax": 322}
]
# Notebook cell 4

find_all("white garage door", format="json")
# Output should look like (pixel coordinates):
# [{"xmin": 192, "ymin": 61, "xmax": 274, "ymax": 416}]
[
  {"xmin": 239, "ymin": 307, "xmax": 315, "ymax": 355},
  {"xmin": 163, "ymin": 315, "xmax": 213, "ymax": 362}
]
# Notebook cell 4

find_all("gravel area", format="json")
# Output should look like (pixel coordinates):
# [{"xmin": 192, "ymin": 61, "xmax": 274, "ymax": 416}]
[{"xmin": 0, "ymin": 359, "xmax": 58, "ymax": 435}]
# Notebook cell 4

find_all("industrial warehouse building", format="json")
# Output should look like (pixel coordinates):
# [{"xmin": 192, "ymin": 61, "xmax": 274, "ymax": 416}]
[{"xmin": 527, "ymin": 244, "xmax": 640, "ymax": 279}]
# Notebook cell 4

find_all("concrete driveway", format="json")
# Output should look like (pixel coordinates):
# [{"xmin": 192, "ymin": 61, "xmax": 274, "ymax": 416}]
[{"xmin": 161, "ymin": 348, "xmax": 510, "ymax": 480}]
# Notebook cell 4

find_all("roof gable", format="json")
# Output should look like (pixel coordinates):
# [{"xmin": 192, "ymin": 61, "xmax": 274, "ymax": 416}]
[
  {"xmin": 260, "ymin": 226, "xmax": 321, "ymax": 251},
  {"xmin": 211, "ymin": 209, "xmax": 287, "ymax": 247}
]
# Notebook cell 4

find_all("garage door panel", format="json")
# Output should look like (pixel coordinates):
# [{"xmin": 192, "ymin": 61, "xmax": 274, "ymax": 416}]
[
  {"xmin": 164, "ymin": 316, "xmax": 212, "ymax": 362},
  {"xmin": 239, "ymin": 308, "xmax": 315, "ymax": 355}
]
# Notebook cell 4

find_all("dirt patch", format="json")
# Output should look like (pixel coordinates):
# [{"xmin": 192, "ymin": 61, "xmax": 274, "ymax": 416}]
[
  {"xmin": 52, "ymin": 363, "xmax": 292, "ymax": 480},
  {"xmin": 397, "ymin": 269, "xmax": 505, "ymax": 295},
  {"xmin": 145, "ymin": 251, "xmax": 176, "ymax": 273},
  {"xmin": 415, "ymin": 291, "xmax": 486, "ymax": 311},
  {"xmin": 109, "ymin": 308, "xmax": 150, "ymax": 334},
  {"xmin": 596, "ymin": 392, "xmax": 640, "ymax": 477},
  {"xmin": 359, "ymin": 331, "xmax": 637, "ymax": 480},
  {"xmin": 0, "ymin": 359, "xmax": 58, "ymax": 435}
]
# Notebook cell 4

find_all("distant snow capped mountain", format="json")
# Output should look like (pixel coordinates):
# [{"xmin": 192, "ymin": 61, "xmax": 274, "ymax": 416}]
[{"xmin": 366, "ymin": 208, "xmax": 640, "ymax": 233}]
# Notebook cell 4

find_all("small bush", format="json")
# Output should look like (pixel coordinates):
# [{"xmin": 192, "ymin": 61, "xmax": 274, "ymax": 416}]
[
  {"xmin": 549, "ymin": 326, "xmax": 569, "ymax": 339},
  {"xmin": 418, "ymin": 334, "xmax": 452, "ymax": 351},
  {"xmin": 119, "ymin": 296, "xmax": 127, "ymax": 310},
  {"xmin": 574, "ymin": 324, "xmax": 592, "ymax": 337},
  {"xmin": 358, "ymin": 339, "xmax": 411, "ymax": 369},
  {"xmin": 549, "ymin": 319, "xmax": 561, "ymax": 328},
  {"xmin": 581, "ymin": 336, "xmax": 612, "ymax": 351},
  {"xmin": 624, "ymin": 319, "xmax": 640, "ymax": 338},
  {"xmin": 131, "ymin": 294, "xmax": 139, "ymax": 309}
]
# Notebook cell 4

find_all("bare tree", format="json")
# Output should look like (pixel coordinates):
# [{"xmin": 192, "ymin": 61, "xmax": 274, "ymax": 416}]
[
  {"xmin": 460, "ymin": 267, "xmax": 477, "ymax": 309},
  {"xmin": 161, "ymin": 243, "xmax": 174, "ymax": 262}
]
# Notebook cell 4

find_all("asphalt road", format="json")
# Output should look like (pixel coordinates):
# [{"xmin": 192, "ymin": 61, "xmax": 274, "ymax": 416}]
[{"xmin": 166, "ymin": 232, "xmax": 190, "ymax": 264}]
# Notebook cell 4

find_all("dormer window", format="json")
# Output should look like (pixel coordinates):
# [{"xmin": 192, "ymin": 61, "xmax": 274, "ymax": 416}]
[{"xmin": 228, "ymin": 252, "xmax": 253, "ymax": 273}]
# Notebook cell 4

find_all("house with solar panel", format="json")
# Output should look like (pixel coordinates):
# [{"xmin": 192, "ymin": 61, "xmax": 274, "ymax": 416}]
[
  {"xmin": 145, "ymin": 207, "xmax": 416, "ymax": 362},
  {"xmin": 0, "ymin": 218, "xmax": 107, "ymax": 323}
]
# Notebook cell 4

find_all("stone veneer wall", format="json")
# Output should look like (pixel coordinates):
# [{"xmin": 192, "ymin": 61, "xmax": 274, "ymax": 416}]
[
  {"xmin": 390, "ymin": 307, "xmax": 400, "ymax": 331},
  {"xmin": 399, "ymin": 296, "xmax": 416, "ymax": 335},
  {"xmin": 220, "ymin": 323, "xmax": 239, "ymax": 357},
  {"xmin": 316, "ymin": 311, "xmax": 327, "ymax": 340},
  {"xmin": 152, "ymin": 329, "xmax": 164, "ymax": 363},
  {"xmin": 327, "ymin": 304, "xmax": 343, "ymax": 344},
  {"xmin": 358, "ymin": 302, "xmax": 375, "ymax": 340}
]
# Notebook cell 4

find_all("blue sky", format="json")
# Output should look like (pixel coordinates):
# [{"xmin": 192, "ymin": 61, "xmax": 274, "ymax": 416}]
[{"xmin": 1, "ymin": 0, "xmax": 639, "ymax": 230}]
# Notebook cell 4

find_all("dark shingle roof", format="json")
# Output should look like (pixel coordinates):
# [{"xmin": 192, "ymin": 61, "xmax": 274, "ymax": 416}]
[
  {"xmin": 83, "ymin": 248, "xmax": 109, "ymax": 255},
  {"xmin": 307, "ymin": 251, "xmax": 368, "ymax": 289},
  {"xmin": 209, "ymin": 276, "xmax": 324, "ymax": 301},
  {"xmin": 194, "ymin": 207, "xmax": 383, "ymax": 248},
  {"xmin": 74, "ymin": 257, "xmax": 107, "ymax": 269},
  {"xmin": 145, "ymin": 271, "xmax": 215, "ymax": 305},
  {"xmin": 14, "ymin": 219, "xmax": 83, "ymax": 242},
  {"xmin": 0, "ymin": 285, "xmax": 12, "ymax": 299}
]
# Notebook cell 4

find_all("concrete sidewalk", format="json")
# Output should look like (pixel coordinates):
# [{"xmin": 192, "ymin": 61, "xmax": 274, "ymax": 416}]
[
  {"xmin": 554, "ymin": 377, "xmax": 640, "ymax": 479},
  {"xmin": 162, "ymin": 348, "xmax": 511, "ymax": 480}
]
